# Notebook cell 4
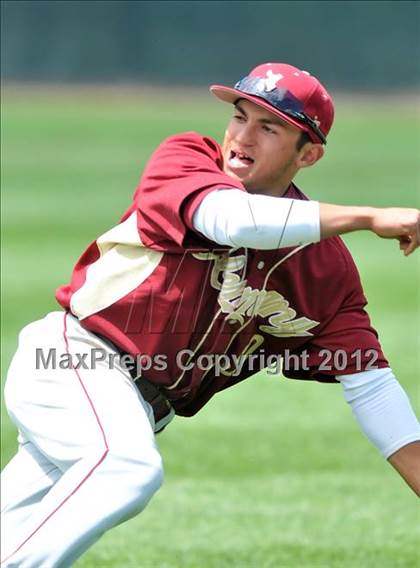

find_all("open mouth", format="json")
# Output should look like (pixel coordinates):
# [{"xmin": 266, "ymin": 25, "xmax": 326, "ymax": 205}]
[{"xmin": 228, "ymin": 149, "xmax": 255, "ymax": 168}]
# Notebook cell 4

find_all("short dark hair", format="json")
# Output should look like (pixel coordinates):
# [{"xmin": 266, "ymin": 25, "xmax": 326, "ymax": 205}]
[{"xmin": 296, "ymin": 131, "xmax": 312, "ymax": 151}]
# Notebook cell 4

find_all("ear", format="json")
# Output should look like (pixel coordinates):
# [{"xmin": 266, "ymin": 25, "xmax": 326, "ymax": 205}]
[{"xmin": 296, "ymin": 144, "xmax": 324, "ymax": 169}]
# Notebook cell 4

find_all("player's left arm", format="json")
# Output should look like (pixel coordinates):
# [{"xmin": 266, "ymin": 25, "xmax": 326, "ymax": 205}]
[
  {"xmin": 192, "ymin": 190, "xmax": 420, "ymax": 255},
  {"xmin": 337, "ymin": 369, "xmax": 420, "ymax": 496},
  {"xmin": 319, "ymin": 204, "xmax": 420, "ymax": 256}
]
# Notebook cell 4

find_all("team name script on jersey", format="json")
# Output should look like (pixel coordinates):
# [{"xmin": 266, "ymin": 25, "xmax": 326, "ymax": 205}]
[
  {"xmin": 167, "ymin": 249, "xmax": 319, "ymax": 387},
  {"xmin": 192, "ymin": 250, "xmax": 319, "ymax": 338}
]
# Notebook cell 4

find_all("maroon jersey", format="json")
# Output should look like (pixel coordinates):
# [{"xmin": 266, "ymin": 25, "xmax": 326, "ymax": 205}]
[{"xmin": 56, "ymin": 132, "xmax": 388, "ymax": 416}]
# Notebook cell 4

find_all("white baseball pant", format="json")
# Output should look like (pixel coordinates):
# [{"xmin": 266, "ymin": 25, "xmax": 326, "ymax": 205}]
[{"xmin": 1, "ymin": 311, "xmax": 174, "ymax": 567}]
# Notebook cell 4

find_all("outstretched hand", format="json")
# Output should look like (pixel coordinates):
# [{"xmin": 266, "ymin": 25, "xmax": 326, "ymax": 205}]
[
  {"xmin": 319, "ymin": 203, "xmax": 420, "ymax": 256},
  {"xmin": 370, "ymin": 208, "xmax": 420, "ymax": 256}
]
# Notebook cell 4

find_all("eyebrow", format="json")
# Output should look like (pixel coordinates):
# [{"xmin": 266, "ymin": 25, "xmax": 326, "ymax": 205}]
[{"xmin": 234, "ymin": 102, "xmax": 287, "ymax": 127}]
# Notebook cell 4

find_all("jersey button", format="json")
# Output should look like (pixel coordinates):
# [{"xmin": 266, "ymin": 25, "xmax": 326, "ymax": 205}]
[{"xmin": 257, "ymin": 261, "xmax": 265, "ymax": 270}]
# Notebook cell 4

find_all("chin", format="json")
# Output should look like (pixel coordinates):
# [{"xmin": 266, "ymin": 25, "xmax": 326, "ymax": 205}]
[
  {"xmin": 240, "ymin": 176, "xmax": 259, "ymax": 191},
  {"xmin": 224, "ymin": 168, "xmax": 243, "ymax": 183},
  {"xmin": 224, "ymin": 167, "xmax": 251, "ymax": 186}
]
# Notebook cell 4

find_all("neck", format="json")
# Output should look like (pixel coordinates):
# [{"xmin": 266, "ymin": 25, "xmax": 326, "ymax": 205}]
[{"xmin": 247, "ymin": 180, "xmax": 292, "ymax": 198}]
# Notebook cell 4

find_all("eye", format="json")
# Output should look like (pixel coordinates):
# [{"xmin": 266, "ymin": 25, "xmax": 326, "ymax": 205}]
[
  {"xmin": 262, "ymin": 125, "xmax": 276, "ymax": 134},
  {"xmin": 233, "ymin": 114, "xmax": 246, "ymax": 122}
]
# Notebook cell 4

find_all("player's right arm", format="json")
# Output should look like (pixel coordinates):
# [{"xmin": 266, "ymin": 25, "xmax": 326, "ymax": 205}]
[
  {"xmin": 193, "ymin": 189, "xmax": 420, "ymax": 255},
  {"xmin": 337, "ymin": 369, "xmax": 420, "ymax": 496}
]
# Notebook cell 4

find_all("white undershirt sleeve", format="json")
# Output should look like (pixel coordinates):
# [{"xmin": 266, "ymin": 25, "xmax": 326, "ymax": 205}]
[
  {"xmin": 192, "ymin": 189, "xmax": 320, "ymax": 249},
  {"xmin": 337, "ymin": 368, "xmax": 420, "ymax": 459}
]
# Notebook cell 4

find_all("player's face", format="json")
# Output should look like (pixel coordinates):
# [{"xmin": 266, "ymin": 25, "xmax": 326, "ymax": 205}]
[{"xmin": 222, "ymin": 99, "xmax": 304, "ymax": 196}]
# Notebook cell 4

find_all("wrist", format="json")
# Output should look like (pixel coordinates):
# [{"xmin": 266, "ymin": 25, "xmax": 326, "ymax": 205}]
[{"xmin": 351, "ymin": 206, "xmax": 376, "ymax": 231}]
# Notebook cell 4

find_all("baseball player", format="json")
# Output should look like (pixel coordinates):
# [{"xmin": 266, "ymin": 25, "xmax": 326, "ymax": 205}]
[{"xmin": 1, "ymin": 62, "xmax": 420, "ymax": 567}]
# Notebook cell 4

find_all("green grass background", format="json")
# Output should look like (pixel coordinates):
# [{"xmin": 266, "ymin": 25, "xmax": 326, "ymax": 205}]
[{"xmin": 1, "ymin": 88, "xmax": 419, "ymax": 567}]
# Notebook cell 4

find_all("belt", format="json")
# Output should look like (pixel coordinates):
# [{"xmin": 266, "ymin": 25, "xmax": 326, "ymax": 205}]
[
  {"xmin": 134, "ymin": 376, "xmax": 173, "ymax": 431},
  {"xmin": 94, "ymin": 332, "xmax": 173, "ymax": 431}
]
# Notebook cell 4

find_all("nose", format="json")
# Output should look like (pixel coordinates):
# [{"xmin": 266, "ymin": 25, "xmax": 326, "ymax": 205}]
[{"xmin": 235, "ymin": 122, "xmax": 256, "ymax": 147}]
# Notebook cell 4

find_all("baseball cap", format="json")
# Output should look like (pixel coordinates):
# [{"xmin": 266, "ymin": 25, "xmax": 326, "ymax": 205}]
[{"xmin": 210, "ymin": 63, "xmax": 334, "ymax": 144}]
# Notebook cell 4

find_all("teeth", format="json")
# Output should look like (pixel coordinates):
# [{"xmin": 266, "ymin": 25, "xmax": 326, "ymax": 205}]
[
  {"xmin": 233, "ymin": 150, "xmax": 252, "ymax": 161},
  {"xmin": 229, "ymin": 156, "xmax": 252, "ymax": 169}
]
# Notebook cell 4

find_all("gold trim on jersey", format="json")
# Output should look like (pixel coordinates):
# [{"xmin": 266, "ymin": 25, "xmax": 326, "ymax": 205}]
[{"xmin": 71, "ymin": 212, "xmax": 163, "ymax": 320}]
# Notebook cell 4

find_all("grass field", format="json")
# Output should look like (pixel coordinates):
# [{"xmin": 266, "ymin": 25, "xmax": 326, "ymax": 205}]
[{"xmin": 1, "ymin": 86, "xmax": 419, "ymax": 567}]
